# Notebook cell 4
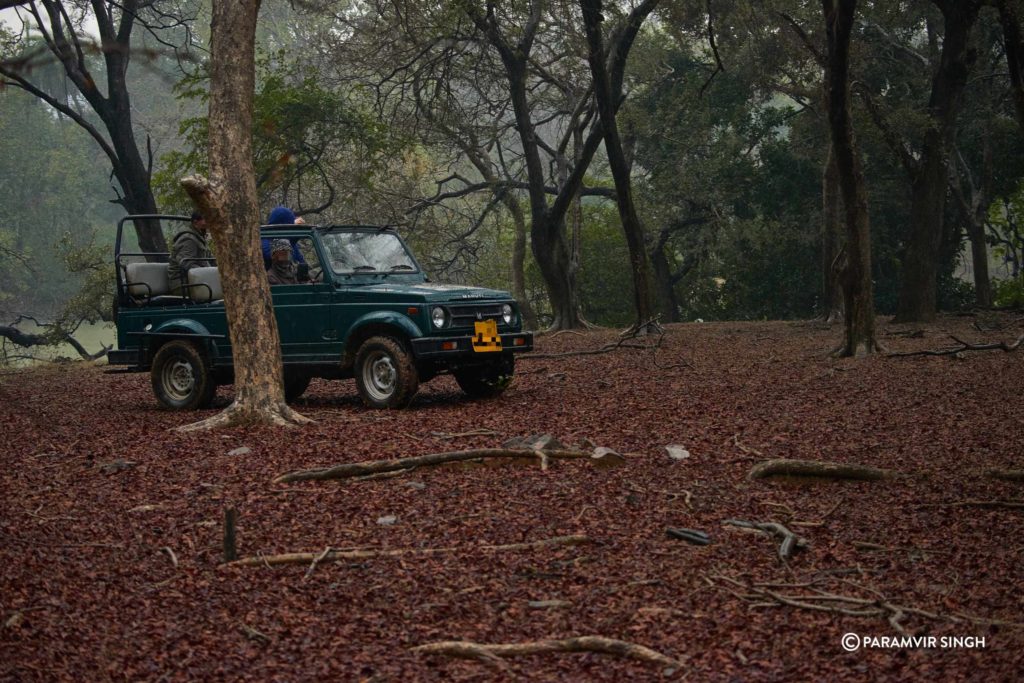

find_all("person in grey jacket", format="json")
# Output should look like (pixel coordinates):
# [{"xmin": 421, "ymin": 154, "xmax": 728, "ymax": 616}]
[{"xmin": 168, "ymin": 211, "xmax": 214, "ymax": 294}]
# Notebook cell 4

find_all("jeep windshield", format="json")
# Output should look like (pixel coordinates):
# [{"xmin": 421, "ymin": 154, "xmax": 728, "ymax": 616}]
[{"xmin": 320, "ymin": 230, "xmax": 419, "ymax": 275}]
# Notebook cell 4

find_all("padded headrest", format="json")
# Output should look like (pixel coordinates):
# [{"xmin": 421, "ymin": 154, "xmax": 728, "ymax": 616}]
[
  {"xmin": 187, "ymin": 266, "xmax": 223, "ymax": 302},
  {"xmin": 126, "ymin": 262, "xmax": 170, "ymax": 297}
]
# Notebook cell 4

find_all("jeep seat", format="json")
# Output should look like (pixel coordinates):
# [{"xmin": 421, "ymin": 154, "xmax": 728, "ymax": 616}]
[
  {"xmin": 187, "ymin": 266, "xmax": 223, "ymax": 303},
  {"xmin": 124, "ymin": 262, "xmax": 186, "ymax": 306}
]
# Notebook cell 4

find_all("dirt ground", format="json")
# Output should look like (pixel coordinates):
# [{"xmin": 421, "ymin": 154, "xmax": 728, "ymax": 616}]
[{"xmin": 2, "ymin": 315, "xmax": 1023, "ymax": 681}]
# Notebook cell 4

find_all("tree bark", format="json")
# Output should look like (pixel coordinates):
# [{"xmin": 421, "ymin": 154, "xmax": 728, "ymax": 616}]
[
  {"xmin": 178, "ymin": 0, "xmax": 309, "ymax": 430},
  {"xmin": 822, "ymin": 0, "xmax": 879, "ymax": 356},
  {"xmin": 580, "ymin": 0, "xmax": 656, "ymax": 330},
  {"xmin": 822, "ymin": 143, "xmax": 844, "ymax": 323},
  {"xmin": 894, "ymin": 1, "xmax": 981, "ymax": 322}
]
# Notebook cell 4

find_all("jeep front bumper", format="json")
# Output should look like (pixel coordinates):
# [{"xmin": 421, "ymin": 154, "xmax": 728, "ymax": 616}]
[{"xmin": 410, "ymin": 332, "xmax": 534, "ymax": 359}]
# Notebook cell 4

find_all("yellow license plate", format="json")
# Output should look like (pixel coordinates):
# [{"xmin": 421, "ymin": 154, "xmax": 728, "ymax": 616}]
[{"xmin": 472, "ymin": 320, "xmax": 502, "ymax": 352}]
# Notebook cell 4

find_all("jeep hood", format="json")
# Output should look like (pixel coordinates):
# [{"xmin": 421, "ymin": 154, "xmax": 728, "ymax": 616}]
[{"xmin": 341, "ymin": 281, "xmax": 512, "ymax": 302}]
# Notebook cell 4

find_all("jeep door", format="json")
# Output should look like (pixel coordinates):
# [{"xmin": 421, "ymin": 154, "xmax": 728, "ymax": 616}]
[{"xmin": 270, "ymin": 236, "xmax": 340, "ymax": 363}]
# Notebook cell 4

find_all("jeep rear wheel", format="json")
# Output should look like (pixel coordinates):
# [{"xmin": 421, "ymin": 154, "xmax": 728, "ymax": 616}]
[
  {"xmin": 151, "ymin": 340, "xmax": 215, "ymax": 410},
  {"xmin": 454, "ymin": 356, "xmax": 514, "ymax": 399},
  {"xmin": 354, "ymin": 336, "xmax": 419, "ymax": 408}
]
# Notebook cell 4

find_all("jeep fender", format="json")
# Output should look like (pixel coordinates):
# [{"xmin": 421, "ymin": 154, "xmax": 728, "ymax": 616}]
[
  {"xmin": 149, "ymin": 318, "xmax": 221, "ymax": 362},
  {"xmin": 343, "ymin": 311, "xmax": 424, "ymax": 363}
]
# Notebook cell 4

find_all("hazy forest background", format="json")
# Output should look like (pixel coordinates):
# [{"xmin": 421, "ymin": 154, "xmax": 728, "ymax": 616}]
[{"xmin": 2, "ymin": 0, "xmax": 1024, "ymax": 360}]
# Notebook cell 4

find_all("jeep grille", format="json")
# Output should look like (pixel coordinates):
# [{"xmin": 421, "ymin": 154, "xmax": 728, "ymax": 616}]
[{"xmin": 448, "ymin": 303, "xmax": 507, "ymax": 329}]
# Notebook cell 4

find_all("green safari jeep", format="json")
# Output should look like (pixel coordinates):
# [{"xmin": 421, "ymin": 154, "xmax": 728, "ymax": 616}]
[{"xmin": 109, "ymin": 214, "xmax": 533, "ymax": 409}]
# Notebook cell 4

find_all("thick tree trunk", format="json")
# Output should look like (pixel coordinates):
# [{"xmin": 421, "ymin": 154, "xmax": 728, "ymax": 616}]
[
  {"xmin": 581, "ymin": 0, "xmax": 656, "ymax": 330},
  {"xmin": 894, "ymin": 2, "xmax": 980, "ymax": 322},
  {"xmin": 823, "ymin": 0, "xmax": 879, "ymax": 357},
  {"xmin": 822, "ymin": 143, "xmax": 844, "ymax": 323},
  {"xmin": 179, "ymin": 0, "xmax": 308, "ymax": 430},
  {"xmin": 507, "ymin": 197, "xmax": 538, "ymax": 330}
]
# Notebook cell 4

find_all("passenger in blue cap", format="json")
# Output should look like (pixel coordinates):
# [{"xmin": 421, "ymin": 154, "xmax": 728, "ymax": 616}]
[{"xmin": 261, "ymin": 206, "xmax": 305, "ymax": 268}]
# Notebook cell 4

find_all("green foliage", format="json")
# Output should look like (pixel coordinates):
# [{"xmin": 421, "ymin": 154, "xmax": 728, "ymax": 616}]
[
  {"xmin": 993, "ymin": 277, "xmax": 1024, "ymax": 307},
  {"xmin": 578, "ymin": 205, "xmax": 635, "ymax": 327},
  {"xmin": 154, "ymin": 54, "xmax": 396, "ymax": 214}
]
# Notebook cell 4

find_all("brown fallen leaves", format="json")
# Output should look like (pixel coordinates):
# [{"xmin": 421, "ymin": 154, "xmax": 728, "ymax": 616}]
[{"xmin": 2, "ymin": 314, "xmax": 1023, "ymax": 681}]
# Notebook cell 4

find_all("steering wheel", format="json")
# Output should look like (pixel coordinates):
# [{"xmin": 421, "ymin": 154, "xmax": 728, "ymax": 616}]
[{"xmin": 308, "ymin": 267, "xmax": 323, "ymax": 282}]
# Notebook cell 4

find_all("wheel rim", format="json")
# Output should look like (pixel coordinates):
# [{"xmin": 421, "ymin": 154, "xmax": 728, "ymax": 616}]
[
  {"xmin": 362, "ymin": 350, "xmax": 397, "ymax": 402},
  {"xmin": 162, "ymin": 357, "xmax": 195, "ymax": 401}
]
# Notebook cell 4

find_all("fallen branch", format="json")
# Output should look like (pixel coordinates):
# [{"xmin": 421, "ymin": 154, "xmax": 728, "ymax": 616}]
[
  {"xmin": 708, "ymin": 573, "xmax": 1024, "ymax": 632},
  {"xmin": 411, "ymin": 635, "xmax": 681, "ymax": 670},
  {"xmin": 748, "ymin": 459, "xmax": 892, "ymax": 481},
  {"xmin": 723, "ymin": 519, "xmax": 808, "ymax": 560},
  {"xmin": 987, "ymin": 469, "xmax": 1024, "ymax": 482},
  {"xmin": 274, "ymin": 448, "xmax": 624, "ymax": 484},
  {"xmin": 888, "ymin": 333, "xmax": 1024, "ymax": 358},
  {"xmin": 916, "ymin": 499, "xmax": 1024, "ymax": 510},
  {"xmin": 226, "ymin": 534, "xmax": 591, "ymax": 568}
]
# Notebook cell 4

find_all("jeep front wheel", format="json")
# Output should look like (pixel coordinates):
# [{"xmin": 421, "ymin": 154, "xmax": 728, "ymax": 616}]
[
  {"xmin": 454, "ymin": 356, "xmax": 514, "ymax": 398},
  {"xmin": 151, "ymin": 340, "xmax": 215, "ymax": 410},
  {"xmin": 354, "ymin": 336, "xmax": 419, "ymax": 408}
]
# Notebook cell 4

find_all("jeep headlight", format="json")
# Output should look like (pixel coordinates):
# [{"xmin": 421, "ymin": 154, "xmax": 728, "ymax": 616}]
[
  {"xmin": 501, "ymin": 304, "xmax": 513, "ymax": 325},
  {"xmin": 431, "ymin": 306, "xmax": 447, "ymax": 328}
]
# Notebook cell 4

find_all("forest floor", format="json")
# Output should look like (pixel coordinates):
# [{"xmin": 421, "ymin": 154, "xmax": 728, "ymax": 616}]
[{"xmin": 1, "ymin": 314, "xmax": 1023, "ymax": 682}]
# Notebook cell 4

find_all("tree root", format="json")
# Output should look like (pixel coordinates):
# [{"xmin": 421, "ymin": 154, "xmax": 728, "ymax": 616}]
[
  {"xmin": 225, "ymin": 534, "xmax": 591, "ymax": 568},
  {"xmin": 176, "ymin": 399, "xmax": 312, "ymax": 432},
  {"xmin": 888, "ymin": 333, "xmax": 1024, "ymax": 357},
  {"xmin": 410, "ymin": 636, "xmax": 681, "ymax": 671},
  {"xmin": 273, "ymin": 448, "xmax": 624, "ymax": 484},
  {"xmin": 748, "ymin": 458, "xmax": 892, "ymax": 481},
  {"xmin": 723, "ymin": 520, "xmax": 808, "ymax": 560}
]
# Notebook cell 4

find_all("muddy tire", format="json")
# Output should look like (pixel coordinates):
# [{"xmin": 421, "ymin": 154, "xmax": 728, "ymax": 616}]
[
  {"xmin": 151, "ymin": 340, "xmax": 215, "ymax": 410},
  {"xmin": 354, "ymin": 336, "xmax": 419, "ymax": 408}
]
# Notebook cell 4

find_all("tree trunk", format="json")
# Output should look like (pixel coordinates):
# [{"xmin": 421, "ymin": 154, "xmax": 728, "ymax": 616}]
[
  {"xmin": 506, "ymin": 196, "xmax": 539, "ymax": 330},
  {"xmin": 999, "ymin": 0, "xmax": 1024, "ymax": 131},
  {"xmin": 894, "ymin": 1, "xmax": 980, "ymax": 322},
  {"xmin": 650, "ymin": 240, "xmax": 680, "ymax": 322},
  {"xmin": 581, "ymin": 0, "xmax": 656, "ymax": 330},
  {"xmin": 179, "ymin": 0, "xmax": 309, "ymax": 430},
  {"xmin": 822, "ymin": 0, "xmax": 879, "ymax": 357},
  {"xmin": 822, "ymin": 143, "xmax": 844, "ymax": 323}
]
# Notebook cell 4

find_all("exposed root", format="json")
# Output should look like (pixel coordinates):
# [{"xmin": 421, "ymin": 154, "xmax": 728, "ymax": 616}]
[
  {"xmin": 274, "ymin": 448, "xmax": 624, "ymax": 484},
  {"xmin": 226, "ymin": 534, "xmax": 592, "ymax": 568},
  {"xmin": 176, "ymin": 399, "xmax": 312, "ymax": 432},
  {"xmin": 748, "ymin": 458, "xmax": 892, "ymax": 481},
  {"xmin": 411, "ymin": 635, "xmax": 681, "ymax": 670}
]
